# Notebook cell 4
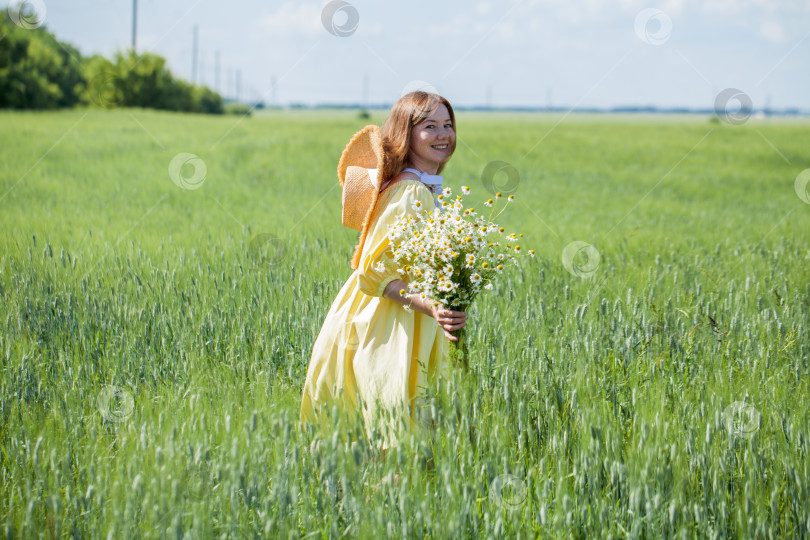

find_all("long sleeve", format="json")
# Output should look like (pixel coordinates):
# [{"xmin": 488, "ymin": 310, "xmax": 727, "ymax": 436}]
[{"xmin": 357, "ymin": 180, "xmax": 435, "ymax": 297}]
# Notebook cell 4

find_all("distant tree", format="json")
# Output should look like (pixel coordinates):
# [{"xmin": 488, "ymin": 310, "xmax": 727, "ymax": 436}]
[
  {"xmin": 193, "ymin": 86, "xmax": 224, "ymax": 114},
  {"xmin": 1, "ymin": 12, "xmax": 222, "ymax": 114},
  {"xmin": 82, "ymin": 55, "xmax": 125, "ymax": 108},
  {"xmin": 82, "ymin": 50, "xmax": 223, "ymax": 114},
  {"xmin": 0, "ymin": 12, "xmax": 84, "ymax": 109}
]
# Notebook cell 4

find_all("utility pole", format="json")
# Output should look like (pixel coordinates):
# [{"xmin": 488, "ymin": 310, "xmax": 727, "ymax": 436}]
[
  {"xmin": 362, "ymin": 73, "xmax": 369, "ymax": 108},
  {"xmin": 215, "ymin": 51, "xmax": 220, "ymax": 93},
  {"xmin": 191, "ymin": 25, "xmax": 199, "ymax": 84},
  {"xmin": 131, "ymin": 0, "xmax": 137, "ymax": 52}
]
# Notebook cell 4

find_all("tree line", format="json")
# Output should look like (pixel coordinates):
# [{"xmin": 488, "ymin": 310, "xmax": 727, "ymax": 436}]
[{"xmin": 0, "ymin": 11, "xmax": 223, "ymax": 113}]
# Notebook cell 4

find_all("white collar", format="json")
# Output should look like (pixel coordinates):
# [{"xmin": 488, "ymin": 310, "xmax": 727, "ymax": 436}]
[{"xmin": 403, "ymin": 168, "xmax": 443, "ymax": 195}]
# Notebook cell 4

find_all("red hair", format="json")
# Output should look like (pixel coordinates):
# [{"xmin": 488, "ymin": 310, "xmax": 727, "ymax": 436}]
[{"xmin": 379, "ymin": 91, "xmax": 456, "ymax": 185}]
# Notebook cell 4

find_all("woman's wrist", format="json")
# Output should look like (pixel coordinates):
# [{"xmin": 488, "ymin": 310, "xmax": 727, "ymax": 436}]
[
  {"xmin": 382, "ymin": 279, "xmax": 468, "ymax": 341},
  {"xmin": 382, "ymin": 279, "xmax": 432, "ymax": 316}
]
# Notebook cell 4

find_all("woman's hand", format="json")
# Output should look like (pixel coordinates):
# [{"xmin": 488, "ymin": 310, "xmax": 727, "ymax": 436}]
[
  {"xmin": 430, "ymin": 305, "xmax": 467, "ymax": 341},
  {"xmin": 382, "ymin": 279, "xmax": 468, "ymax": 340}
]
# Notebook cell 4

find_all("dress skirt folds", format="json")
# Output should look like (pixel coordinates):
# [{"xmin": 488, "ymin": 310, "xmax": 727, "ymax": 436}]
[{"xmin": 300, "ymin": 179, "xmax": 448, "ymax": 449}]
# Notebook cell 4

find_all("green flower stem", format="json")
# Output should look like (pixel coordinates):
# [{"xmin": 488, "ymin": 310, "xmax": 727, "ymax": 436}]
[{"xmin": 447, "ymin": 327, "xmax": 469, "ymax": 371}]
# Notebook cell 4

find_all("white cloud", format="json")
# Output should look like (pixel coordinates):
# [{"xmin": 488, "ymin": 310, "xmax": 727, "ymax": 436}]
[
  {"xmin": 259, "ymin": 2, "xmax": 322, "ymax": 37},
  {"xmin": 758, "ymin": 20, "xmax": 787, "ymax": 43},
  {"xmin": 257, "ymin": 1, "xmax": 380, "ymax": 38},
  {"xmin": 699, "ymin": 0, "xmax": 749, "ymax": 14},
  {"xmin": 475, "ymin": 2, "xmax": 493, "ymax": 16},
  {"xmin": 661, "ymin": 0, "xmax": 684, "ymax": 18}
]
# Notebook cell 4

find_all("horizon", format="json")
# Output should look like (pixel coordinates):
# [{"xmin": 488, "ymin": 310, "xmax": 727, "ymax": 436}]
[{"xmin": 245, "ymin": 101, "xmax": 809, "ymax": 115}]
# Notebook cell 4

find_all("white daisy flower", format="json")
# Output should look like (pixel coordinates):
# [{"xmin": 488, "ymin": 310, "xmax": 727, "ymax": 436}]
[
  {"xmin": 461, "ymin": 186, "xmax": 470, "ymax": 195},
  {"xmin": 470, "ymin": 273, "xmax": 482, "ymax": 284},
  {"xmin": 412, "ymin": 200, "xmax": 423, "ymax": 211},
  {"xmin": 443, "ymin": 187, "xmax": 452, "ymax": 196},
  {"xmin": 484, "ymin": 283, "xmax": 493, "ymax": 290}
]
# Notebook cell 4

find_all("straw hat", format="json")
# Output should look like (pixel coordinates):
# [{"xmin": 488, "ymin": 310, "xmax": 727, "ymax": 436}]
[
  {"xmin": 338, "ymin": 125, "xmax": 385, "ymax": 231},
  {"xmin": 337, "ymin": 125, "xmax": 392, "ymax": 270}
]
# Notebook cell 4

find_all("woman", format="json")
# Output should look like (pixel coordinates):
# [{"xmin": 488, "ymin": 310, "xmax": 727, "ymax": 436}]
[{"xmin": 300, "ymin": 91, "xmax": 468, "ymax": 452}]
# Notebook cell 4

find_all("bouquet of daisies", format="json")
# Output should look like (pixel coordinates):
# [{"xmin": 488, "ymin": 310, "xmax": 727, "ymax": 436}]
[{"xmin": 386, "ymin": 186, "xmax": 534, "ymax": 369}]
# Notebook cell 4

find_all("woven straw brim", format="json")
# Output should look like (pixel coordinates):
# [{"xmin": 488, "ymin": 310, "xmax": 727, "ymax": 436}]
[
  {"xmin": 342, "ymin": 166, "xmax": 376, "ymax": 230},
  {"xmin": 338, "ymin": 125, "xmax": 383, "ymax": 186}
]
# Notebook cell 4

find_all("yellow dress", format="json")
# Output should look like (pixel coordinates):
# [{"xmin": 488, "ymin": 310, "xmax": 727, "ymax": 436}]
[{"xmin": 300, "ymin": 179, "xmax": 448, "ymax": 449}]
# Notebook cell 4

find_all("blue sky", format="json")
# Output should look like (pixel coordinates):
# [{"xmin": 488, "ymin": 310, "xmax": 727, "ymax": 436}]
[{"xmin": 16, "ymin": 0, "xmax": 810, "ymax": 109}]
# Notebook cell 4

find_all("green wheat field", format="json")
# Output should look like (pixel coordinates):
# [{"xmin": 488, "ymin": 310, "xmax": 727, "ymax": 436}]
[{"xmin": 1, "ymin": 108, "xmax": 809, "ymax": 538}]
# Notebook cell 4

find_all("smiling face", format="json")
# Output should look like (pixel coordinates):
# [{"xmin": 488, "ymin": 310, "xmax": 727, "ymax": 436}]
[{"xmin": 407, "ymin": 103, "xmax": 456, "ymax": 174}]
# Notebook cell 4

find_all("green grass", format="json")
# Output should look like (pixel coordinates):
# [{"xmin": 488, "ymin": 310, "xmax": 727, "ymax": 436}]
[{"xmin": 1, "ymin": 107, "xmax": 809, "ymax": 538}]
